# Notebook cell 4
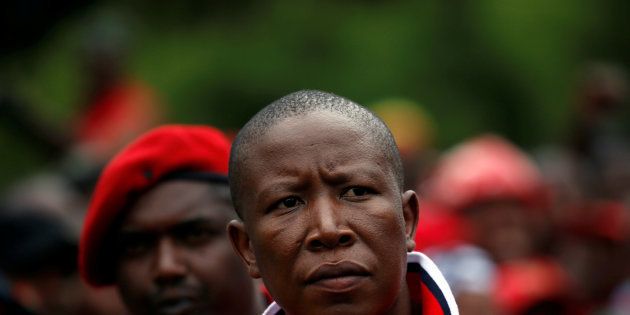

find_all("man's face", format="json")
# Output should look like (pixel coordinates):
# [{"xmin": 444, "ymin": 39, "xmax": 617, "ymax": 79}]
[
  {"xmin": 229, "ymin": 111, "xmax": 419, "ymax": 315},
  {"xmin": 466, "ymin": 200, "xmax": 537, "ymax": 263},
  {"xmin": 115, "ymin": 181, "xmax": 256, "ymax": 315}
]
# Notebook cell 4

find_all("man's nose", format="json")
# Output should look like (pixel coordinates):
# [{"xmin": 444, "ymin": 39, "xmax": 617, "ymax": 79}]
[
  {"xmin": 153, "ymin": 238, "xmax": 186, "ymax": 285},
  {"xmin": 305, "ymin": 198, "xmax": 357, "ymax": 251}
]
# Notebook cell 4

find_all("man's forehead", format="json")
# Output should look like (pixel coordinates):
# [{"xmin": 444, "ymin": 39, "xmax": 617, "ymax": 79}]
[
  {"xmin": 261, "ymin": 111, "xmax": 366, "ymax": 147},
  {"xmin": 238, "ymin": 110, "xmax": 392, "ymax": 176},
  {"xmin": 242, "ymin": 116, "xmax": 394, "ymax": 182},
  {"xmin": 121, "ymin": 181, "xmax": 232, "ymax": 226}
]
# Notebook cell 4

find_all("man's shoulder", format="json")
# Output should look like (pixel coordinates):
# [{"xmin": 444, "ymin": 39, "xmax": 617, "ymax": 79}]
[{"xmin": 406, "ymin": 251, "xmax": 459, "ymax": 315}]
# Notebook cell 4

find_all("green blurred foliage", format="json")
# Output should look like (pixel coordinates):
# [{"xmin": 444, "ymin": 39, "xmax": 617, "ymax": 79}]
[{"xmin": 1, "ymin": 0, "xmax": 629, "ymax": 189}]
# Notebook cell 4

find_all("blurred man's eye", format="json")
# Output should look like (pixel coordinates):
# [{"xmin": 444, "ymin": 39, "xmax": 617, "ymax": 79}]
[
  {"xmin": 175, "ymin": 225, "xmax": 220, "ymax": 246},
  {"xmin": 117, "ymin": 234, "xmax": 154, "ymax": 258}
]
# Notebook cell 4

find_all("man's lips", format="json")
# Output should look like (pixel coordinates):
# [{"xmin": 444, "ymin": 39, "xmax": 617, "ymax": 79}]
[
  {"xmin": 156, "ymin": 297, "xmax": 195, "ymax": 315},
  {"xmin": 305, "ymin": 261, "xmax": 371, "ymax": 291},
  {"xmin": 153, "ymin": 289, "xmax": 199, "ymax": 315}
]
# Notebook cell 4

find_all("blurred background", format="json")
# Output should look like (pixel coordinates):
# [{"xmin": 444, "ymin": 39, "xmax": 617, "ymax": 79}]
[{"xmin": 1, "ymin": 0, "xmax": 629, "ymax": 314}]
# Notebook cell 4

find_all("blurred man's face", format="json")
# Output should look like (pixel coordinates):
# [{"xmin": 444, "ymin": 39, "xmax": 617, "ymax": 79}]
[
  {"xmin": 229, "ymin": 111, "xmax": 419, "ymax": 315},
  {"xmin": 465, "ymin": 200, "xmax": 538, "ymax": 263},
  {"xmin": 115, "ymin": 181, "xmax": 257, "ymax": 315}
]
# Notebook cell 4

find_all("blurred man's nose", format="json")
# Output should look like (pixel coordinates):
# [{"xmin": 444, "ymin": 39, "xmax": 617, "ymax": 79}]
[{"xmin": 153, "ymin": 238, "xmax": 186, "ymax": 285}]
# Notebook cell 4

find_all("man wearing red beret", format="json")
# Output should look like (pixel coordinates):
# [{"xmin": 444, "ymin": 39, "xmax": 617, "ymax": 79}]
[{"xmin": 79, "ymin": 125, "xmax": 264, "ymax": 315}]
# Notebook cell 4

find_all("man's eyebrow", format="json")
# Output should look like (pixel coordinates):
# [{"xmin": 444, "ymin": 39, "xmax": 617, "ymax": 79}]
[
  {"xmin": 323, "ymin": 164, "xmax": 389, "ymax": 184},
  {"xmin": 117, "ymin": 227, "xmax": 152, "ymax": 236},
  {"xmin": 256, "ymin": 180, "xmax": 308, "ymax": 200},
  {"xmin": 114, "ymin": 229, "xmax": 155, "ymax": 247},
  {"xmin": 118, "ymin": 217, "xmax": 219, "ymax": 235},
  {"xmin": 171, "ymin": 218, "xmax": 220, "ymax": 231}
]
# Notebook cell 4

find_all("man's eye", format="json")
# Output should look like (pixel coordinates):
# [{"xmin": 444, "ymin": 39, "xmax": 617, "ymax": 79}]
[
  {"xmin": 266, "ymin": 196, "xmax": 302, "ymax": 214},
  {"xmin": 279, "ymin": 197, "xmax": 299, "ymax": 208},
  {"xmin": 118, "ymin": 236, "xmax": 154, "ymax": 258},
  {"xmin": 270, "ymin": 197, "xmax": 303, "ymax": 213},
  {"xmin": 343, "ymin": 187, "xmax": 372, "ymax": 198},
  {"xmin": 178, "ymin": 227, "xmax": 218, "ymax": 246}
]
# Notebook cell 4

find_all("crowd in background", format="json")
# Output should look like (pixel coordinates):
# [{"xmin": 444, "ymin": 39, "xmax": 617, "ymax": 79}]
[
  {"xmin": 1, "ymin": 52, "xmax": 629, "ymax": 315},
  {"xmin": 1, "ymin": 2, "xmax": 630, "ymax": 315},
  {"xmin": 396, "ymin": 65, "xmax": 630, "ymax": 314},
  {"xmin": 374, "ymin": 65, "xmax": 630, "ymax": 314}
]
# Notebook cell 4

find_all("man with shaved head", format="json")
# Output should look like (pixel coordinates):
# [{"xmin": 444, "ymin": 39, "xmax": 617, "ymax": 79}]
[{"xmin": 228, "ymin": 90, "xmax": 458, "ymax": 315}]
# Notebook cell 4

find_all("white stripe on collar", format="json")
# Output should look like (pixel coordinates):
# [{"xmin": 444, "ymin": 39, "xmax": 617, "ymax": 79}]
[
  {"xmin": 262, "ymin": 251, "xmax": 458, "ymax": 315},
  {"xmin": 407, "ymin": 251, "xmax": 459, "ymax": 315}
]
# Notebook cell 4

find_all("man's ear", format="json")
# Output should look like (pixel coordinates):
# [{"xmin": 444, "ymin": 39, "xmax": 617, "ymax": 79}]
[
  {"xmin": 227, "ymin": 220, "xmax": 261, "ymax": 278},
  {"xmin": 401, "ymin": 190, "xmax": 420, "ymax": 252}
]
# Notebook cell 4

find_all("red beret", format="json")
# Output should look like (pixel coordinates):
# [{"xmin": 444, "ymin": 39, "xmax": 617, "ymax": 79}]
[
  {"xmin": 79, "ymin": 124, "xmax": 231, "ymax": 286},
  {"xmin": 425, "ymin": 134, "xmax": 548, "ymax": 211},
  {"xmin": 494, "ymin": 259, "xmax": 570, "ymax": 314}
]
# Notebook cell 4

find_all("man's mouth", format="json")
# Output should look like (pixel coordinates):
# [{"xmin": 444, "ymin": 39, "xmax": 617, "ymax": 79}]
[
  {"xmin": 153, "ymin": 289, "xmax": 198, "ymax": 315},
  {"xmin": 305, "ymin": 261, "xmax": 371, "ymax": 292},
  {"xmin": 156, "ymin": 298, "xmax": 195, "ymax": 315}
]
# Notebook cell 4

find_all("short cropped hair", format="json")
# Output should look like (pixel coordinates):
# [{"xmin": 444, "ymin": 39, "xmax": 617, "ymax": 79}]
[{"xmin": 229, "ymin": 90, "xmax": 403, "ymax": 219}]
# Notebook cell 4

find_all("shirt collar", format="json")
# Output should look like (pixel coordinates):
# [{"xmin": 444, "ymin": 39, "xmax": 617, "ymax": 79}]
[{"xmin": 262, "ymin": 251, "xmax": 459, "ymax": 315}]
